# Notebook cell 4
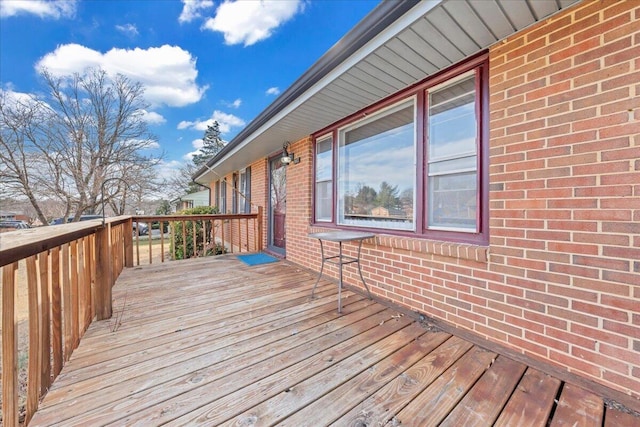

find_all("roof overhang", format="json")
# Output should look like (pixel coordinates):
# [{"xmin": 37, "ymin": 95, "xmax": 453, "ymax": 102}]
[{"xmin": 194, "ymin": 0, "xmax": 581, "ymax": 184}]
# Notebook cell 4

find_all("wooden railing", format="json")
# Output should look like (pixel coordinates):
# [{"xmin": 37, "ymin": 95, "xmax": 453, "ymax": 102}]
[
  {"xmin": 0, "ymin": 210, "xmax": 262, "ymax": 426},
  {"xmin": 131, "ymin": 210, "xmax": 263, "ymax": 265}
]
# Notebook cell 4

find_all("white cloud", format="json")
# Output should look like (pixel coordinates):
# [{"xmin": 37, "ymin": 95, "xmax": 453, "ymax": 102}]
[
  {"xmin": 138, "ymin": 109, "xmax": 166, "ymax": 125},
  {"xmin": 0, "ymin": 0, "xmax": 77, "ymax": 19},
  {"xmin": 36, "ymin": 44, "xmax": 208, "ymax": 107},
  {"xmin": 229, "ymin": 98, "xmax": 241, "ymax": 108},
  {"xmin": 177, "ymin": 110, "xmax": 245, "ymax": 134},
  {"xmin": 0, "ymin": 87, "xmax": 51, "ymax": 112},
  {"xmin": 182, "ymin": 139, "xmax": 205, "ymax": 161},
  {"xmin": 179, "ymin": 0, "xmax": 214, "ymax": 23},
  {"xmin": 203, "ymin": 0, "xmax": 303, "ymax": 46},
  {"xmin": 155, "ymin": 159, "xmax": 185, "ymax": 181},
  {"xmin": 145, "ymin": 140, "xmax": 161, "ymax": 150},
  {"xmin": 185, "ymin": 141, "xmax": 208, "ymax": 161},
  {"xmin": 1, "ymin": 88, "xmax": 33, "ymax": 105},
  {"xmin": 115, "ymin": 23, "xmax": 138, "ymax": 37},
  {"xmin": 266, "ymin": 87, "xmax": 280, "ymax": 96}
]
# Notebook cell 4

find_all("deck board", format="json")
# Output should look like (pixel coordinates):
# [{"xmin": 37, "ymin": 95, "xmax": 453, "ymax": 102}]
[
  {"xmin": 28, "ymin": 256, "xmax": 640, "ymax": 426},
  {"xmin": 279, "ymin": 331, "xmax": 451, "ymax": 426},
  {"xmin": 494, "ymin": 367, "xmax": 562, "ymax": 427},
  {"xmin": 388, "ymin": 346, "xmax": 497, "ymax": 426},
  {"xmin": 439, "ymin": 355, "xmax": 527, "ymax": 427},
  {"xmin": 550, "ymin": 383, "xmax": 604, "ymax": 426}
]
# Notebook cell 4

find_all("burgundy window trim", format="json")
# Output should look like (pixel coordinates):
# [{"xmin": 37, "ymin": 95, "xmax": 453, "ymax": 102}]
[
  {"xmin": 311, "ymin": 52, "xmax": 489, "ymax": 246},
  {"xmin": 311, "ymin": 132, "xmax": 336, "ymax": 224}
]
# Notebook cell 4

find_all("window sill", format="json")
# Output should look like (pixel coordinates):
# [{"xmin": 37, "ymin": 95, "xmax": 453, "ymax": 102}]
[{"xmin": 308, "ymin": 226, "xmax": 489, "ymax": 263}]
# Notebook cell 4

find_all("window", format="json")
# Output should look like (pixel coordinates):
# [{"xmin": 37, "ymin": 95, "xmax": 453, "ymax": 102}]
[
  {"xmin": 220, "ymin": 178, "xmax": 227, "ymax": 213},
  {"xmin": 337, "ymin": 100, "xmax": 415, "ymax": 230},
  {"xmin": 238, "ymin": 167, "xmax": 251, "ymax": 213},
  {"xmin": 427, "ymin": 73, "xmax": 478, "ymax": 232},
  {"xmin": 315, "ymin": 136, "xmax": 332, "ymax": 222},
  {"xmin": 214, "ymin": 181, "xmax": 220, "ymax": 211},
  {"xmin": 232, "ymin": 173, "xmax": 239, "ymax": 214},
  {"xmin": 312, "ymin": 57, "xmax": 487, "ymax": 244}
]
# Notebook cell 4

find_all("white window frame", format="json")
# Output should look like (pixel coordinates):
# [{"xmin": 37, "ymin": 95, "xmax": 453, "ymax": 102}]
[{"xmin": 314, "ymin": 134, "xmax": 333, "ymax": 222}]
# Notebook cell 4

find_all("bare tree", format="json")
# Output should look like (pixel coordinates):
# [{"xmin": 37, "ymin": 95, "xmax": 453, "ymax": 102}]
[
  {"xmin": 164, "ymin": 160, "xmax": 206, "ymax": 201},
  {"xmin": 0, "ymin": 91, "xmax": 59, "ymax": 224},
  {"xmin": 0, "ymin": 68, "xmax": 162, "ymax": 224}
]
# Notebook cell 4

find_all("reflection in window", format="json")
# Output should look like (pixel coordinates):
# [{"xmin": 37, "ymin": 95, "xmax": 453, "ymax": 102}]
[
  {"xmin": 311, "ymin": 61, "xmax": 485, "ymax": 242},
  {"xmin": 232, "ymin": 173, "xmax": 239, "ymax": 214},
  {"xmin": 220, "ymin": 178, "xmax": 227, "ymax": 213},
  {"xmin": 337, "ymin": 100, "xmax": 415, "ymax": 230},
  {"xmin": 214, "ymin": 181, "xmax": 220, "ymax": 211},
  {"xmin": 315, "ymin": 136, "xmax": 333, "ymax": 221},
  {"xmin": 427, "ymin": 74, "xmax": 477, "ymax": 231},
  {"xmin": 238, "ymin": 167, "xmax": 251, "ymax": 213}
]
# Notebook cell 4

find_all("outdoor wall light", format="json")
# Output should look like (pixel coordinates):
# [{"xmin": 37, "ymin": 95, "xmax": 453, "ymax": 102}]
[{"xmin": 280, "ymin": 141, "xmax": 300, "ymax": 165}]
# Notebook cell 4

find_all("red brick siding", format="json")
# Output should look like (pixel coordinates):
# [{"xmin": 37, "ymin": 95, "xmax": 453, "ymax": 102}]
[
  {"xmin": 285, "ymin": 138, "xmax": 315, "ymax": 266},
  {"xmin": 209, "ymin": 168, "xmax": 264, "ymax": 253},
  {"xmin": 249, "ymin": 158, "xmax": 269, "ymax": 251},
  {"xmin": 284, "ymin": 0, "xmax": 640, "ymax": 400}
]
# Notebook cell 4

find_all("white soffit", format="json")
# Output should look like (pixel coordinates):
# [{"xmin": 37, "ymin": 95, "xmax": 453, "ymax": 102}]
[{"xmin": 197, "ymin": 0, "xmax": 581, "ymax": 182}]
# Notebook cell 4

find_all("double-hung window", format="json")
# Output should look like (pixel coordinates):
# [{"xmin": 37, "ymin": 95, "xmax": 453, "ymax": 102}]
[
  {"xmin": 312, "ymin": 58, "xmax": 487, "ymax": 244},
  {"xmin": 315, "ymin": 136, "xmax": 333, "ymax": 222},
  {"xmin": 220, "ymin": 178, "xmax": 227, "ymax": 213},
  {"xmin": 239, "ymin": 167, "xmax": 251, "ymax": 213},
  {"xmin": 427, "ymin": 72, "xmax": 478, "ymax": 232},
  {"xmin": 214, "ymin": 181, "xmax": 220, "ymax": 211},
  {"xmin": 232, "ymin": 173, "xmax": 239, "ymax": 214}
]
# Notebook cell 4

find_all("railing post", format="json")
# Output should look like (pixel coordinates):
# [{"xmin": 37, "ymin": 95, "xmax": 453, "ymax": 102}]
[
  {"xmin": 257, "ymin": 206, "xmax": 264, "ymax": 252},
  {"xmin": 124, "ymin": 217, "xmax": 134, "ymax": 267},
  {"xmin": 2, "ymin": 263, "xmax": 18, "ymax": 427},
  {"xmin": 96, "ymin": 225, "xmax": 113, "ymax": 320}
]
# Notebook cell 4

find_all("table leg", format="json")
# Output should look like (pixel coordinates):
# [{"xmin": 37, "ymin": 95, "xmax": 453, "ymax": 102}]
[
  {"xmin": 311, "ymin": 239, "xmax": 325, "ymax": 299},
  {"xmin": 356, "ymin": 239, "xmax": 372, "ymax": 299},
  {"xmin": 338, "ymin": 241, "xmax": 343, "ymax": 313}
]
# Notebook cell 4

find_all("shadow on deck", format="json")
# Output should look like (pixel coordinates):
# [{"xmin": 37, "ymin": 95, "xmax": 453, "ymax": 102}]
[{"xmin": 29, "ymin": 256, "xmax": 638, "ymax": 426}]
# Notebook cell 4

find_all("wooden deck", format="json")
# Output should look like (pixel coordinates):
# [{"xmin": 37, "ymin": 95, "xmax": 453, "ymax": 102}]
[{"xmin": 29, "ymin": 256, "xmax": 639, "ymax": 426}]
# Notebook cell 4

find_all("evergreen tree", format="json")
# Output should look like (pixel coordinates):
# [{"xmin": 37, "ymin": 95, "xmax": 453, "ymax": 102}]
[
  {"xmin": 376, "ymin": 181, "xmax": 400, "ymax": 209},
  {"xmin": 193, "ymin": 121, "xmax": 224, "ymax": 166}
]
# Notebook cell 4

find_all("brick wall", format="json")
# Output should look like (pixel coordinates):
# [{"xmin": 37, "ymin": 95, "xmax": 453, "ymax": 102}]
[
  {"xmin": 283, "ymin": 138, "xmax": 315, "ymax": 265},
  {"xmin": 284, "ymin": 0, "xmax": 640, "ymax": 400},
  {"xmin": 209, "ymin": 162, "xmax": 268, "ymax": 253},
  {"xmin": 488, "ymin": 0, "xmax": 639, "ymax": 398},
  {"xmin": 249, "ymin": 158, "xmax": 269, "ymax": 251}
]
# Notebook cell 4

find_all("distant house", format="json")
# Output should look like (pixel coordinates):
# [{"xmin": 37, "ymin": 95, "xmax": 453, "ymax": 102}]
[
  {"xmin": 370, "ymin": 206, "xmax": 406, "ymax": 218},
  {"xmin": 194, "ymin": 0, "xmax": 640, "ymax": 408},
  {"xmin": 0, "ymin": 211, "xmax": 17, "ymax": 221},
  {"xmin": 0, "ymin": 211, "xmax": 30, "ymax": 223},
  {"xmin": 172, "ymin": 189, "xmax": 210, "ymax": 212}
]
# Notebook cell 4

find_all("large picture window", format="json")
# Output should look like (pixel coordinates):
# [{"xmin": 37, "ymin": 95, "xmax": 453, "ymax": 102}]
[
  {"xmin": 337, "ymin": 100, "xmax": 415, "ymax": 230},
  {"xmin": 312, "ymin": 57, "xmax": 487, "ymax": 244}
]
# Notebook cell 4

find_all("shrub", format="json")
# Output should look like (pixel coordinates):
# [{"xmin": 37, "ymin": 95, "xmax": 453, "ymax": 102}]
[{"xmin": 171, "ymin": 206, "xmax": 226, "ymax": 260}]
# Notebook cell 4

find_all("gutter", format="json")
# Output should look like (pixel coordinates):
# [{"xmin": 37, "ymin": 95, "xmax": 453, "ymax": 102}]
[{"xmin": 193, "ymin": 0, "xmax": 420, "ymax": 182}]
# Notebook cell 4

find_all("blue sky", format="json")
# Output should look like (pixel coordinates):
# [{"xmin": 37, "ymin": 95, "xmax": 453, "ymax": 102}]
[{"xmin": 0, "ymin": 0, "xmax": 379, "ymax": 178}]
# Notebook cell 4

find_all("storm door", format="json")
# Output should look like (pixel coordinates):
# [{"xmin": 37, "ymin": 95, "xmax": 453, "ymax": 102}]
[{"xmin": 268, "ymin": 156, "xmax": 286, "ymax": 254}]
